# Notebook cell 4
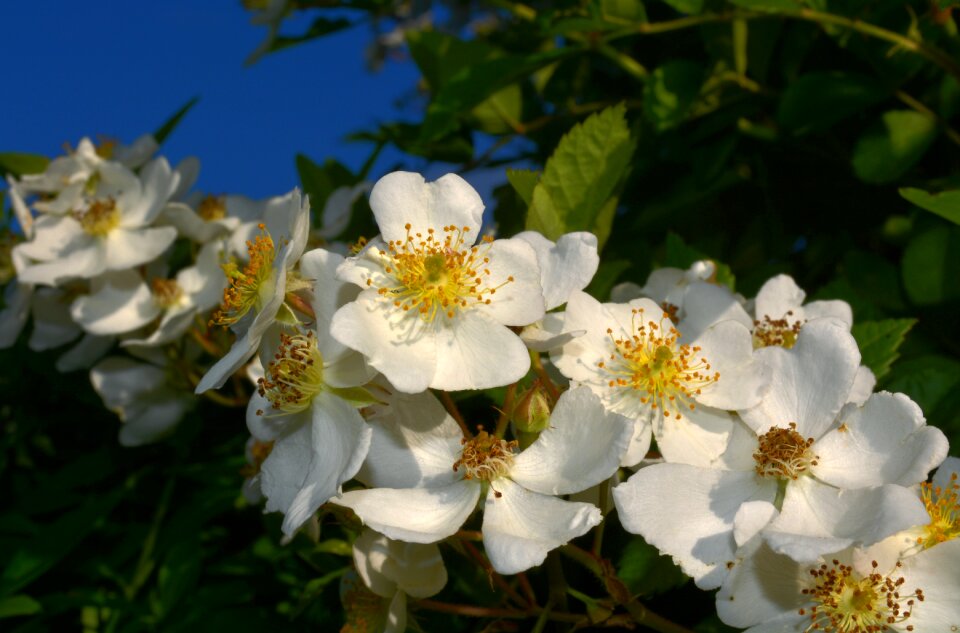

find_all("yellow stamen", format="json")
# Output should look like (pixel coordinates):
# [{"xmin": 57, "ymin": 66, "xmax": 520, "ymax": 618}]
[
  {"xmin": 753, "ymin": 311, "xmax": 804, "ymax": 349},
  {"xmin": 76, "ymin": 198, "xmax": 120, "ymax": 236},
  {"xmin": 210, "ymin": 224, "xmax": 275, "ymax": 328},
  {"xmin": 256, "ymin": 331, "xmax": 324, "ymax": 415},
  {"xmin": 453, "ymin": 429, "xmax": 517, "ymax": 488},
  {"xmin": 917, "ymin": 471, "xmax": 959, "ymax": 548},
  {"xmin": 198, "ymin": 194, "xmax": 227, "ymax": 221},
  {"xmin": 753, "ymin": 422, "xmax": 818, "ymax": 480},
  {"xmin": 151, "ymin": 278, "xmax": 184, "ymax": 309}
]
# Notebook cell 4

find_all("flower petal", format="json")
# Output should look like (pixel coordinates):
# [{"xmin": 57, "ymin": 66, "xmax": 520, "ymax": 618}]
[
  {"xmin": 104, "ymin": 227, "xmax": 177, "ymax": 271},
  {"xmin": 511, "ymin": 387, "xmax": 633, "ymax": 495},
  {"xmin": 613, "ymin": 464, "xmax": 778, "ymax": 589},
  {"xmin": 369, "ymin": 172, "xmax": 483, "ymax": 244},
  {"xmin": 471, "ymin": 237, "xmax": 544, "ymax": 326},
  {"xmin": 482, "ymin": 479, "xmax": 601, "ymax": 575},
  {"xmin": 70, "ymin": 270, "xmax": 160, "ymax": 335},
  {"xmin": 813, "ymin": 392, "xmax": 949, "ymax": 488},
  {"xmin": 715, "ymin": 539, "xmax": 808, "ymax": 630},
  {"xmin": 763, "ymin": 477, "xmax": 930, "ymax": 563},
  {"xmin": 739, "ymin": 319, "xmax": 860, "ymax": 439},
  {"xmin": 330, "ymin": 291, "xmax": 437, "ymax": 394},
  {"xmin": 431, "ymin": 310, "xmax": 530, "ymax": 391},
  {"xmin": 334, "ymin": 480, "xmax": 480, "ymax": 543},
  {"xmin": 691, "ymin": 320, "xmax": 768, "ymax": 411},
  {"xmin": 655, "ymin": 404, "xmax": 736, "ymax": 468},
  {"xmin": 513, "ymin": 231, "xmax": 599, "ymax": 310}
]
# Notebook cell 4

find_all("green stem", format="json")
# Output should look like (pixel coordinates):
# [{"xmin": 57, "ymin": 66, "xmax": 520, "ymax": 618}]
[
  {"xmin": 415, "ymin": 599, "xmax": 583, "ymax": 622},
  {"xmin": 495, "ymin": 382, "xmax": 518, "ymax": 438},
  {"xmin": 439, "ymin": 390, "xmax": 472, "ymax": 438}
]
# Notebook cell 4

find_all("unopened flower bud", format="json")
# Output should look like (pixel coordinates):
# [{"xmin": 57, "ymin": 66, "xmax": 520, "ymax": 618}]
[{"xmin": 511, "ymin": 381, "xmax": 552, "ymax": 433}]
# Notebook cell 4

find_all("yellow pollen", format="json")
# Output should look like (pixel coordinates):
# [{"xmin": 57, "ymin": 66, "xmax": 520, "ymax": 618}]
[
  {"xmin": 753, "ymin": 311, "xmax": 804, "ymax": 349},
  {"xmin": 198, "ymin": 194, "xmax": 227, "ymax": 221},
  {"xmin": 368, "ymin": 224, "xmax": 510, "ymax": 322},
  {"xmin": 256, "ymin": 331, "xmax": 324, "ymax": 415},
  {"xmin": 453, "ymin": 430, "xmax": 517, "ymax": 485},
  {"xmin": 210, "ymin": 224, "xmax": 276, "ymax": 328},
  {"xmin": 95, "ymin": 138, "xmax": 117, "ymax": 159},
  {"xmin": 76, "ymin": 198, "xmax": 120, "ymax": 236},
  {"xmin": 151, "ymin": 278, "xmax": 184, "ymax": 309},
  {"xmin": 597, "ymin": 308, "xmax": 718, "ymax": 419},
  {"xmin": 754, "ymin": 423, "xmax": 819, "ymax": 480},
  {"xmin": 917, "ymin": 471, "xmax": 959, "ymax": 548},
  {"xmin": 799, "ymin": 559, "xmax": 923, "ymax": 632}
]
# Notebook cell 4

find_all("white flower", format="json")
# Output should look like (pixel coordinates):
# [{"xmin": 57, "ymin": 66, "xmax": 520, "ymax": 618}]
[
  {"xmin": 716, "ymin": 536, "xmax": 960, "ymax": 632},
  {"xmin": 352, "ymin": 528, "xmax": 447, "ymax": 633},
  {"xmin": 122, "ymin": 240, "xmax": 227, "ymax": 347},
  {"xmin": 552, "ymin": 290, "xmax": 768, "ymax": 467},
  {"xmin": 335, "ymin": 387, "xmax": 633, "ymax": 574},
  {"xmin": 611, "ymin": 259, "xmax": 718, "ymax": 309},
  {"xmin": 313, "ymin": 182, "xmax": 372, "ymax": 241},
  {"xmin": 244, "ymin": 248, "xmax": 376, "ymax": 539},
  {"xmin": 331, "ymin": 172, "xmax": 545, "ymax": 393},
  {"xmin": 91, "ymin": 356, "xmax": 194, "ymax": 446},
  {"xmin": 15, "ymin": 157, "xmax": 180, "ymax": 286},
  {"xmin": 612, "ymin": 321, "xmax": 947, "ymax": 589},
  {"xmin": 195, "ymin": 189, "xmax": 310, "ymax": 393}
]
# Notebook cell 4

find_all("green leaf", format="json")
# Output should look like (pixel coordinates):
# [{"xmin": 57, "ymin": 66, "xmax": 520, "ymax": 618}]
[
  {"xmin": 886, "ymin": 354, "xmax": 960, "ymax": 414},
  {"xmin": 850, "ymin": 319, "xmax": 915, "ymax": 380},
  {"xmin": 153, "ymin": 96, "xmax": 200, "ymax": 145},
  {"xmin": 406, "ymin": 31, "xmax": 496, "ymax": 90},
  {"xmin": 899, "ymin": 187, "xmax": 960, "ymax": 225},
  {"xmin": 643, "ymin": 61, "xmax": 704, "ymax": 131},
  {"xmin": 852, "ymin": 111, "xmax": 937, "ymax": 184},
  {"xmin": 777, "ymin": 72, "xmax": 887, "ymax": 135},
  {"xmin": 506, "ymin": 168, "xmax": 539, "ymax": 207},
  {"xmin": 421, "ymin": 48, "xmax": 571, "ymax": 141},
  {"xmin": 602, "ymin": 0, "xmax": 648, "ymax": 22},
  {"xmin": 660, "ymin": 0, "xmax": 704, "ymax": 15},
  {"xmin": 0, "ymin": 488, "xmax": 124, "ymax": 596},
  {"xmin": 617, "ymin": 537, "xmax": 687, "ymax": 596},
  {"xmin": 0, "ymin": 153, "xmax": 49, "ymax": 178},
  {"xmin": 0, "ymin": 595, "xmax": 41, "ymax": 619},
  {"xmin": 525, "ymin": 104, "xmax": 635, "ymax": 249},
  {"xmin": 469, "ymin": 83, "xmax": 524, "ymax": 135},
  {"xmin": 265, "ymin": 17, "xmax": 352, "ymax": 55},
  {"xmin": 728, "ymin": 0, "xmax": 801, "ymax": 9},
  {"xmin": 901, "ymin": 225, "xmax": 960, "ymax": 305},
  {"xmin": 153, "ymin": 538, "xmax": 201, "ymax": 620}
]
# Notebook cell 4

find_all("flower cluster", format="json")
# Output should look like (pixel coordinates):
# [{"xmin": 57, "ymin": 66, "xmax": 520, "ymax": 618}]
[{"xmin": 5, "ymin": 160, "xmax": 957, "ymax": 631}]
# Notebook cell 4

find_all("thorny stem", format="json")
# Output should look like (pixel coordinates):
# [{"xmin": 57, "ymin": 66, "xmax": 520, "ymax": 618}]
[{"xmin": 439, "ymin": 390, "xmax": 472, "ymax": 438}]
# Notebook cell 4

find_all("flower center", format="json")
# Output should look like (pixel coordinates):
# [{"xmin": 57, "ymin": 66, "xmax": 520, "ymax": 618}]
[
  {"xmin": 917, "ymin": 471, "xmax": 959, "ymax": 548},
  {"xmin": 76, "ymin": 198, "xmax": 120, "ymax": 236},
  {"xmin": 368, "ymin": 224, "xmax": 512, "ymax": 322},
  {"xmin": 453, "ymin": 430, "xmax": 517, "ymax": 482},
  {"xmin": 151, "ymin": 278, "xmax": 184, "ymax": 309},
  {"xmin": 210, "ymin": 224, "xmax": 275, "ymax": 328},
  {"xmin": 256, "ymin": 331, "xmax": 324, "ymax": 415},
  {"xmin": 799, "ymin": 560, "xmax": 923, "ymax": 632},
  {"xmin": 753, "ymin": 312, "xmax": 804, "ymax": 348},
  {"xmin": 596, "ymin": 308, "xmax": 718, "ymax": 419},
  {"xmin": 754, "ymin": 423, "xmax": 818, "ymax": 480},
  {"xmin": 198, "ymin": 194, "xmax": 227, "ymax": 221}
]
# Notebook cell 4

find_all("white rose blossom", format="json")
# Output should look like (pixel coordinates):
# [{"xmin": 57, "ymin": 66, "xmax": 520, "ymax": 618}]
[
  {"xmin": 335, "ymin": 386, "xmax": 633, "ymax": 575},
  {"xmin": 612, "ymin": 320, "xmax": 947, "ymax": 589},
  {"xmin": 552, "ymin": 290, "xmax": 768, "ymax": 467},
  {"xmin": 330, "ymin": 171, "xmax": 545, "ymax": 393}
]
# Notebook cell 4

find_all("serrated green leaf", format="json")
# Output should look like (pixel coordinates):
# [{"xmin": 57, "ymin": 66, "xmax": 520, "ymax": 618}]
[
  {"xmin": 886, "ymin": 354, "xmax": 960, "ymax": 413},
  {"xmin": 777, "ymin": 72, "xmax": 887, "ymax": 135},
  {"xmin": 643, "ymin": 61, "xmax": 704, "ymax": 131},
  {"xmin": 617, "ymin": 537, "xmax": 688, "ymax": 596},
  {"xmin": 899, "ymin": 187, "xmax": 960, "ymax": 225},
  {"xmin": 852, "ymin": 111, "xmax": 937, "ymax": 184},
  {"xmin": 506, "ymin": 168, "xmax": 539, "ymax": 206},
  {"xmin": 901, "ymin": 225, "xmax": 960, "ymax": 305},
  {"xmin": 525, "ymin": 104, "xmax": 635, "ymax": 249},
  {"xmin": 850, "ymin": 319, "xmax": 915, "ymax": 380},
  {"xmin": 421, "ymin": 48, "xmax": 571, "ymax": 141},
  {"xmin": 153, "ymin": 96, "xmax": 200, "ymax": 145},
  {"xmin": 0, "ymin": 595, "xmax": 41, "ymax": 619},
  {"xmin": 0, "ymin": 153, "xmax": 49, "ymax": 178}
]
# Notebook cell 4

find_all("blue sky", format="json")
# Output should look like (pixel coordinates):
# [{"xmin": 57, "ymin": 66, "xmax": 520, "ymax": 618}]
[{"xmin": 2, "ymin": 1, "xmax": 431, "ymax": 198}]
